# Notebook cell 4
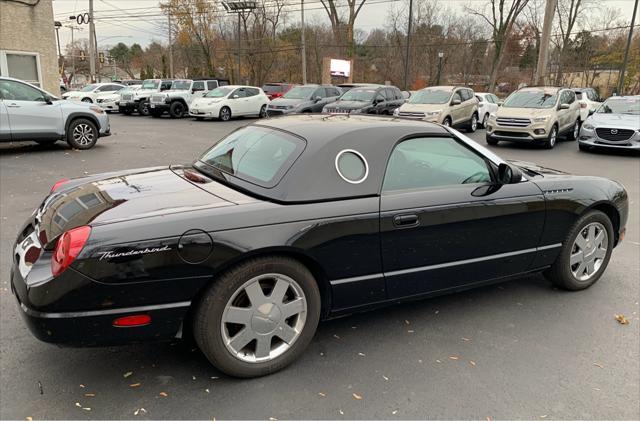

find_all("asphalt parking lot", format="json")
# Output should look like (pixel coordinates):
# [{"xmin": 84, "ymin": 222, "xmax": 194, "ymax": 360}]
[{"xmin": 1, "ymin": 114, "xmax": 638, "ymax": 420}]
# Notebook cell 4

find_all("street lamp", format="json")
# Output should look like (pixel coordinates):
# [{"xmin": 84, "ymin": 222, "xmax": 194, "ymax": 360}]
[
  {"xmin": 222, "ymin": 1, "xmax": 257, "ymax": 83},
  {"xmin": 436, "ymin": 52, "xmax": 444, "ymax": 85},
  {"xmin": 54, "ymin": 21, "xmax": 62, "ymax": 58}
]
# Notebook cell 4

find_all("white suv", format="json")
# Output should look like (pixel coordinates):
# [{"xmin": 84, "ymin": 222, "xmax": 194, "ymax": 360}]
[{"xmin": 150, "ymin": 79, "xmax": 230, "ymax": 118}]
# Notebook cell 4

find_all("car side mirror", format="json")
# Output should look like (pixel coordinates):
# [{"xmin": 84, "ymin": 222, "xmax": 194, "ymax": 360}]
[
  {"xmin": 314, "ymin": 96, "xmax": 322, "ymax": 102},
  {"xmin": 232, "ymin": 94, "xmax": 239, "ymax": 99},
  {"xmin": 558, "ymin": 103, "xmax": 570, "ymax": 110},
  {"xmin": 498, "ymin": 163, "xmax": 522, "ymax": 184},
  {"xmin": 588, "ymin": 109, "xmax": 595, "ymax": 116},
  {"xmin": 497, "ymin": 100, "xmax": 504, "ymax": 106},
  {"xmin": 43, "ymin": 94, "xmax": 53, "ymax": 104},
  {"xmin": 452, "ymin": 99, "xmax": 461, "ymax": 105}
]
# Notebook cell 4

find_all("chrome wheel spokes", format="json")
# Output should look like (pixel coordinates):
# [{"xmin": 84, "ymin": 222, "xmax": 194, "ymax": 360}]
[
  {"xmin": 221, "ymin": 273, "xmax": 307, "ymax": 363},
  {"xmin": 73, "ymin": 124, "xmax": 94, "ymax": 146},
  {"xmin": 570, "ymin": 222, "xmax": 608, "ymax": 281}
]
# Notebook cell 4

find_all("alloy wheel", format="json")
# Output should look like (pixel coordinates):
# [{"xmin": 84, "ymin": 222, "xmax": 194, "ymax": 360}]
[
  {"xmin": 72, "ymin": 123, "xmax": 95, "ymax": 146},
  {"xmin": 482, "ymin": 114, "xmax": 489, "ymax": 127},
  {"xmin": 549, "ymin": 127, "xmax": 557, "ymax": 147},
  {"xmin": 570, "ymin": 222, "xmax": 608, "ymax": 281},
  {"xmin": 471, "ymin": 114, "xmax": 478, "ymax": 131},
  {"xmin": 221, "ymin": 273, "xmax": 307, "ymax": 363},
  {"xmin": 573, "ymin": 121, "xmax": 580, "ymax": 139},
  {"xmin": 220, "ymin": 108, "xmax": 231, "ymax": 121},
  {"xmin": 443, "ymin": 118, "xmax": 451, "ymax": 127}
]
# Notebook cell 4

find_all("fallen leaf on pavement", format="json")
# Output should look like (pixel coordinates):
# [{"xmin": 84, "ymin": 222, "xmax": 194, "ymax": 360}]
[
  {"xmin": 540, "ymin": 415, "xmax": 547, "ymax": 419},
  {"xmin": 27, "ymin": 417, "xmax": 33, "ymax": 421},
  {"xmin": 392, "ymin": 410, "xmax": 398, "ymax": 415},
  {"xmin": 404, "ymin": 320, "xmax": 410, "ymax": 325},
  {"xmin": 449, "ymin": 356, "xmax": 459, "ymax": 360},
  {"xmin": 75, "ymin": 403, "xmax": 81, "ymax": 408},
  {"xmin": 462, "ymin": 337, "xmax": 471, "ymax": 342},
  {"xmin": 358, "ymin": 352, "xmax": 366, "ymax": 357},
  {"xmin": 84, "ymin": 393, "xmax": 95, "ymax": 397},
  {"xmin": 159, "ymin": 392, "xmax": 168, "ymax": 397},
  {"xmin": 382, "ymin": 375, "xmax": 389, "ymax": 381},
  {"xmin": 79, "ymin": 384, "xmax": 85, "ymax": 388},
  {"xmin": 407, "ymin": 330, "xmax": 415, "ymax": 333},
  {"xmin": 615, "ymin": 314, "xmax": 629, "ymax": 325},
  {"xmin": 352, "ymin": 393, "xmax": 363, "ymax": 400},
  {"xmin": 318, "ymin": 392, "xmax": 326, "ymax": 397},
  {"xmin": 123, "ymin": 372, "xmax": 133, "ymax": 378},
  {"xmin": 82, "ymin": 408, "xmax": 91, "ymax": 411},
  {"xmin": 469, "ymin": 361, "xmax": 476, "ymax": 367},
  {"xmin": 333, "ymin": 334, "xmax": 341, "ymax": 339},
  {"xmin": 205, "ymin": 389, "xmax": 210, "ymax": 393},
  {"xmin": 129, "ymin": 383, "xmax": 141, "ymax": 388},
  {"xmin": 436, "ymin": 359, "xmax": 442, "ymax": 363},
  {"xmin": 593, "ymin": 363, "xmax": 604, "ymax": 369},
  {"xmin": 339, "ymin": 409, "xmax": 344, "ymax": 415}
]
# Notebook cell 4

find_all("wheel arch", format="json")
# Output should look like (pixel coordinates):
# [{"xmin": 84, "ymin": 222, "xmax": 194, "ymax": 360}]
[
  {"xmin": 64, "ymin": 112, "xmax": 101, "ymax": 136},
  {"xmin": 582, "ymin": 201, "xmax": 621, "ymax": 245}
]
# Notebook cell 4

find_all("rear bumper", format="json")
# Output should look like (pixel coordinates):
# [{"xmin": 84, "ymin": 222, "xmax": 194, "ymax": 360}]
[{"xmin": 11, "ymin": 265, "xmax": 188, "ymax": 347}]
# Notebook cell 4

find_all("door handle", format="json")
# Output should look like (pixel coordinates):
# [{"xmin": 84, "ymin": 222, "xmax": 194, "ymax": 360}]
[
  {"xmin": 6, "ymin": 103, "xmax": 20, "ymax": 108},
  {"xmin": 393, "ymin": 214, "xmax": 419, "ymax": 228}
]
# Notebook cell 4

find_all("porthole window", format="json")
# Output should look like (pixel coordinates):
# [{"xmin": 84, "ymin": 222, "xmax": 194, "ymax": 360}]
[{"xmin": 335, "ymin": 149, "xmax": 369, "ymax": 184}]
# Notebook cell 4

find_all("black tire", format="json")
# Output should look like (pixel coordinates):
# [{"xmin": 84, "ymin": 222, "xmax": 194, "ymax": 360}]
[
  {"xmin": 138, "ymin": 100, "xmax": 150, "ymax": 116},
  {"xmin": 543, "ymin": 125, "xmax": 558, "ymax": 149},
  {"xmin": 481, "ymin": 113, "xmax": 489, "ymax": 128},
  {"xmin": 442, "ymin": 116, "xmax": 452, "ymax": 127},
  {"xmin": 259, "ymin": 104, "xmax": 267, "ymax": 118},
  {"xmin": 66, "ymin": 118, "xmax": 98, "ymax": 150},
  {"xmin": 193, "ymin": 256, "xmax": 321, "ymax": 378},
  {"xmin": 467, "ymin": 113, "xmax": 478, "ymax": 133},
  {"xmin": 81, "ymin": 97, "xmax": 93, "ymax": 103},
  {"xmin": 219, "ymin": 106, "xmax": 232, "ymax": 121},
  {"xmin": 544, "ymin": 210, "xmax": 614, "ymax": 291},
  {"xmin": 169, "ymin": 101, "xmax": 186, "ymax": 118},
  {"xmin": 486, "ymin": 135, "xmax": 499, "ymax": 145},
  {"xmin": 567, "ymin": 119, "xmax": 580, "ymax": 141}
]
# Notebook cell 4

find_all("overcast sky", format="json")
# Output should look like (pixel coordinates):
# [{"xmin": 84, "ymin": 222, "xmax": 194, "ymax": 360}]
[{"xmin": 52, "ymin": 0, "xmax": 638, "ymax": 49}]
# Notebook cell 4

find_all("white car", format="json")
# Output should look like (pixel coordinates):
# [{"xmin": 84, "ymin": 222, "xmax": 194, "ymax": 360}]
[
  {"xmin": 475, "ymin": 92, "xmax": 500, "ymax": 128},
  {"xmin": 189, "ymin": 85, "xmax": 269, "ymax": 121},
  {"xmin": 96, "ymin": 85, "xmax": 139, "ymax": 113},
  {"xmin": 574, "ymin": 88, "xmax": 602, "ymax": 122},
  {"xmin": 62, "ymin": 83, "xmax": 126, "ymax": 103}
]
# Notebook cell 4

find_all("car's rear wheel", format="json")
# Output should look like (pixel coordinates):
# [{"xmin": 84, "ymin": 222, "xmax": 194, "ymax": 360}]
[
  {"xmin": 544, "ymin": 125, "xmax": 558, "ymax": 149},
  {"xmin": 66, "ymin": 118, "xmax": 98, "ymax": 150},
  {"xmin": 169, "ymin": 101, "xmax": 186, "ymax": 118},
  {"xmin": 81, "ymin": 97, "xmax": 92, "ymax": 103},
  {"xmin": 219, "ymin": 106, "xmax": 232, "ymax": 121},
  {"xmin": 259, "ymin": 105, "xmax": 267, "ymax": 118},
  {"xmin": 482, "ymin": 113, "xmax": 489, "ymax": 128},
  {"xmin": 567, "ymin": 119, "xmax": 580, "ymax": 141},
  {"xmin": 544, "ymin": 210, "xmax": 614, "ymax": 291},
  {"xmin": 467, "ymin": 113, "xmax": 478, "ymax": 133},
  {"xmin": 138, "ymin": 100, "xmax": 150, "ymax": 116},
  {"xmin": 193, "ymin": 256, "xmax": 321, "ymax": 378}
]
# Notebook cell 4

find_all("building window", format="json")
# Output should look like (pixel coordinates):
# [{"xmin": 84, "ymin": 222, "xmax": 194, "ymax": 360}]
[{"xmin": 0, "ymin": 51, "xmax": 42, "ymax": 87}]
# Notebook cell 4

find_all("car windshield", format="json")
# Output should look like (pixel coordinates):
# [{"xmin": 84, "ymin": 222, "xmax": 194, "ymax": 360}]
[
  {"xmin": 283, "ymin": 86, "xmax": 315, "ymax": 100},
  {"xmin": 205, "ymin": 87, "xmax": 234, "ymax": 98},
  {"xmin": 262, "ymin": 84, "xmax": 283, "ymax": 94},
  {"xmin": 408, "ymin": 89, "xmax": 452, "ymax": 104},
  {"xmin": 596, "ymin": 97, "xmax": 640, "ymax": 115},
  {"xmin": 81, "ymin": 84, "xmax": 98, "ymax": 92},
  {"xmin": 171, "ymin": 80, "xmax": 192, "ymax": 90},
  {"xmin": 340, "ymin": 89, "xmax": 376, "ymax": 102},
  {"xmin": 141, "ymin": 80, "xmax": 159, "ymax": 89},
  {"xmin": 197, "ymin": 126, "xmax": 306, "ymax": 188},
  {"xmin": 503, "ymin": 90, "xmax": 558, "ymax": 109}
]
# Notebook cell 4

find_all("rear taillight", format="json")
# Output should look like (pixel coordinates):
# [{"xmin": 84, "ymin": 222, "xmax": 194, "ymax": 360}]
[
  {"xmin": 51, "ymin": 226, "xmax": 91, "ymax": 277},
  {"xmin": 50, "ymin": 178, "xmax": 69, "ymax": 193}
]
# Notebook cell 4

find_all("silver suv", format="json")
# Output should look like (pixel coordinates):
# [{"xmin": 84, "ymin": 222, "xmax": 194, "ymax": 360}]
[{"xmin": 0, "ymin": 77, "xmax": 110, "ymax": 149}]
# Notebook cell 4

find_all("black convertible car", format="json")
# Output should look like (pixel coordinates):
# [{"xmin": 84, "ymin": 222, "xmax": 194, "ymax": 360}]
[{"xmin": 12, "ymin": 115, "xmax": 628, "ymax": 378}]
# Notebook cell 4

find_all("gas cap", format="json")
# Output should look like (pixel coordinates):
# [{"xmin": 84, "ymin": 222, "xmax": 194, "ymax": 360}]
[{"xmin": 177, "ymin": 229, "xmax": 213, "ymax": 264}]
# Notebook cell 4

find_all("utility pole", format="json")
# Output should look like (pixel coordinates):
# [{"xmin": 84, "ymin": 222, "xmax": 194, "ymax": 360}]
[
  {"xmin": 534, "ymin": 0, "xmax": 556, "ymax": 86},
  {"xmin": 66, "ymin": 25, "xmax": 83, "ymax": 88},
  {"xmin": 436, "ymin": 52, "xmax": 443, "ymax": 85},
  {"xmin": 403, "ymin": 0, "xmax": 413, "ymax": 90},
  {"xmin": 88, "ymin": 0, "xmax": 97, "ymax": 82},
  {"xmin": 237, "ymin": 13, "xmax": 241, "ymax": 83},
  {"xmin": 617, "ymin": 0, "xmax": 638, "ymax": 95},
  {"xmin": 301, "ymin": 0, "xmax": 307, "ymax": 84},
  {"xmin": 168, "ymin": 10, "xmax": 174, "ymax": 78}
]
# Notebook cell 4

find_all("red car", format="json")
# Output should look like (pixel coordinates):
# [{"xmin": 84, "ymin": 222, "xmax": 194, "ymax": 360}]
[{"xmin": 261, "ymin": 83, "xmax": 297, "ymax": 100}]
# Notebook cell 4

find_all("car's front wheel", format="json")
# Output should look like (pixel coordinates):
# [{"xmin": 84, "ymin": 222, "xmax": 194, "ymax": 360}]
[
  {"xmin": 259, "ymin": 105, "xmax": 267, "ymax": 118},
  {"xmin": 138, "ymin": 100, "xmax": 150, "ymax": 116},
  {"xmin": 81, "ymin": 97, "xmax": 92, "ymax": 103},
  {"xmin": 481, "ymin": 113, "xmax": 489, "ymax": 128},
  {"xmin": 567, "ymin": 119, "xmax": 580, "ymax": 141},
  {"xmin": 219, "ymin": 106, "xmax": 232, "ymax": 121},
  {"xmin": 169, "ymin": 101, "xmax": 186, "ymax": 118},
  {"xmin": 486, "ymin": 135, "xmax": 499, "ymax": 145},
  {"xmin": 442, "ymin": 117, "xmax": 452, "ymax": 127},
  {"xmin": 66, "ymin": 118, "xmax": 98, "ymax": 149},
  {"xmin": 544, "ymin": 125, "xmax": 558, "ymax": 149},
  {"xmin": 194, "ymin": 256, "xmax": 321, "ymax": 378},
  {"xmin": 545, "ymin": 210, "xmax": 614, "ymax": 290}
]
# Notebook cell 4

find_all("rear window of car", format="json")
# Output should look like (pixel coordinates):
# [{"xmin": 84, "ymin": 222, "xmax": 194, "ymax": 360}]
[
  {"xmin": 262, "ymin": 84, "xmax": 283, "ymax": 94},
  {"xmin": 198, "ymin": 126, "xmax": 306, "ymax": 188}
]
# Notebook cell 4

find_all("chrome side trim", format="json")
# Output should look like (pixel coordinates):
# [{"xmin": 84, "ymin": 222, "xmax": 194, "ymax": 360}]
[
  {"xmin": 330, "ymin": 244, "xmax": 563, "ymax": 285},
  {"xmin": 21, "ymin": 301, "xmax": 191, "ymax": 319}
]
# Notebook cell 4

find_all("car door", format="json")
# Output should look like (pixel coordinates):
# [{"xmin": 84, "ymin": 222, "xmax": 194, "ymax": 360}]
[
  {"xmin": 450, "ymin": 89, "xmax": 464, "ymax": 124},
  {"xmin": 229, "ymin": 88, "xmax": 248, "ymax": 114},
  {"xmin": 0, "ymin": 99, "xmax": 10, "ymax": 141},
  {"xmin": 371, "ymin": 91, "xmax": 385, "ymax": 114},
  {"xmin": 0, "ymin": 79, "xmax": 63, "ymax": 139},
  {"xmin": 245, "ymin": 87, "xmax": 262, "ymax": 114},
  {"xmin": 310, "ymin": 88, "xmax": 327, "ymax": 112},
  {"xmin": 380, "ymin": 135, "xmax": 545, "ymax": 298}
]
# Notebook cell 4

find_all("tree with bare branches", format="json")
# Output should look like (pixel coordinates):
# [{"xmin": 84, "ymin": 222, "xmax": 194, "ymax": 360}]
[
  {"xmin": 319, "ymin": 0, "xmax": 367, "ymax": 57},
  {"xmin": 467, "ymin": 0, "xmax": 530, "ymax": 92}
]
